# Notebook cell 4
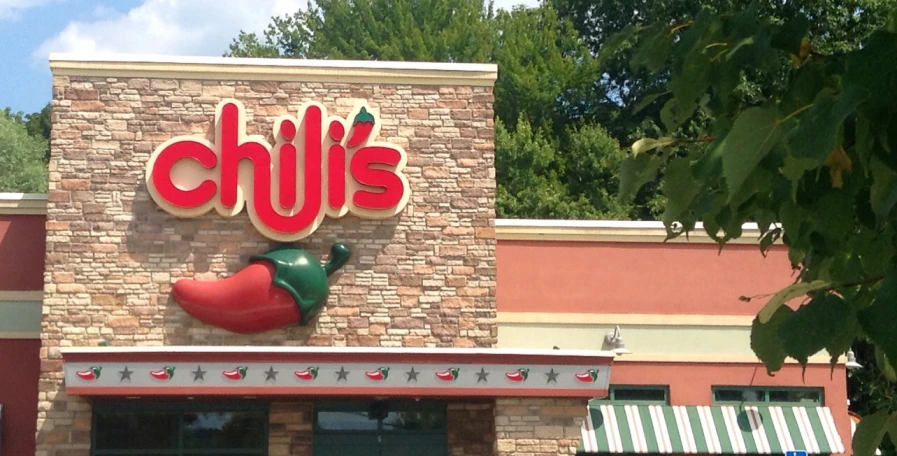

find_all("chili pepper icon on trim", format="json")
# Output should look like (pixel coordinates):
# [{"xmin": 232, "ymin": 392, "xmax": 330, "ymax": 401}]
[
  {"xmin": 575, "ymin": 369, "xmax": 600, "ymax": 383},
  {"xmin": 150, "ymin": 366, "xmax": 176, "ymax": 381},
  {"xmin": 295, "ymin": 367, "xmax": 319, "ymax": 381},
  {"xmin": 505, "ymin": 368, "xmax": 529, "ymax": 382},
  {"xmin": 76, "ymin": 366, "xmax": 102, "ymax": 381},
  {"xmin": 223, "ymin": 367, "xmax": 248, "ymax": 381},
  {"xmin": 172, "ymin": 243, "xmax": 351, "ymax": 334},
  {"xmin": 365, "ymin": 367, "xmax": 390, "ymax": 381},
  {"xmin": 435, "ymin": 368, "xmax": 460, "ymax": 382}
]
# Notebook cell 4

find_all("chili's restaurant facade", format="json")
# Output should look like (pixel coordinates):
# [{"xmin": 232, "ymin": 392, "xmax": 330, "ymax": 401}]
[{"xmin": 0, "ymin": 53, "xmax": 863, "ymax": 455}]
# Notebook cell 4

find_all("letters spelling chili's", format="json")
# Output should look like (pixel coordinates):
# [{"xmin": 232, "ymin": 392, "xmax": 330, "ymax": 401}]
[{"xmin": 145, "ymin": 99, "xmax": 411, "ymax": 241}]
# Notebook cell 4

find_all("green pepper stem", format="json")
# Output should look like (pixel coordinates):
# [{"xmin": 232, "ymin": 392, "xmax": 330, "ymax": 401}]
[{"xmin": 324, "ymin": 243, "xmax": 351, "ymax": 276}]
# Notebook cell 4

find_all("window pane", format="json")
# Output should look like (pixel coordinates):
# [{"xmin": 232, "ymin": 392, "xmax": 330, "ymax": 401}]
[
  {"xmin": 94, "ymin": 411, "xmax": 179, "ymax": 450},
  {"xmin": 316, "ymin": 410, "xmax": 379, "ymax": 431},
  {"xmin": 612, "ymin": 388, "xmax": 666, "ymax": 402},
  {"xmin": 715, "ymin": 389, "xmax": 764, "ymax": 402},
  {"xmin": 769, "ymin": 389, "xmax": 821, "ymax": 404},
  {"xmin": 382, "ymin": 410, "xmax": 447, "ymax": 431},
  {"xmin": 183, "ymin": 411, "xmax": 267, "ymax": 449}
]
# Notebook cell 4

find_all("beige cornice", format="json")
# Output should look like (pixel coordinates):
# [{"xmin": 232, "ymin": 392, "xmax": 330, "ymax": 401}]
[
  {"xmin": 0, "ymin": 193, "xmax": 47, "ymax": 215},
  {"xmin": 49, "ymin": 53, "xmax": 499, "ymax": 87},
  {"xmin": 495, "ymin": 219, "xmax": 782, "ymax": 245},
  {"xmin": 0, "ymin": 331, "xmax": 40, "ymax": 339},
  {"xmin": 615, "ymin": 353, "xmax": 845, "ymax": 365},
  {"xmin": 0, "ymin": 291, "xmax": 44, "ymax": 301},
  {"xmin": 497, "ymin": 312, "xmax": 755, "ymax": 327}
]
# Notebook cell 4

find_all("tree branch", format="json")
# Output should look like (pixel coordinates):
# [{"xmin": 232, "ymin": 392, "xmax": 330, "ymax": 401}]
[{"xmin": 738, "ymin": 276, "xmax": 885, "ymax": 303}]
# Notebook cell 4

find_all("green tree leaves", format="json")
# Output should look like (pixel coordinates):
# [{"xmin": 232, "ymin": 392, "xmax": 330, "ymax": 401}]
[
  {"xmin": 758, "ymin": 280, "xmax": 830, "ymax": 323},
  {"xmin": 230, "ymin": 0, "xmax": 651, "ymax": 221},
  {"xmin": 751, "ymin": 306, "xmax": 792, "ymax": 375},
  {"xmin": 719, "ymin": 105, "xmax": 783, "ymax": 197},
  {"xmin": 0, "ymin": 115, "xmax": 49, "ymax": 192},
  {"xmin": 859, "ymin": 274, "xmax": 897, "ymax": 374},
  {"xmin": 789, "ymin": 87, "xmax": 869, "ymax": 163},
  {"xmin": 779, "ymin": 293, "xmax": 851, "ymax": 366},
  {"xmin": 603, "ymin": 4, "xmax": 897, "ymax": 454}
]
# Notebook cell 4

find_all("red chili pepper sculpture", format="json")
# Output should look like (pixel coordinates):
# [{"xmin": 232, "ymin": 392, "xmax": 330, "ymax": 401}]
[
  {"xmin": 76, "ymin": 366, "xmax": 102, "ymax": 381},
  {"xmin": 435, "ymin": 367, "xmax": 460, "ymax": 382},
  {"xmin": 223, "ymin": 366, "xmax": 248, "ymax": 380},
  {"xmin": 295, "ymin": 367, "xmax": 319, "ymax": 380},
  {"xmin": 575, "ymin": 369, "xmax": 600, "ymax": 383},
  {"xmin": 365, "ymin": 367, "xmax": 390, "ymax": 381},
  {"xmin": 150, "ymin": 366, "xmax": 176, "ymax": 380},
  {"xmin": 505, "ymin": 368, "xmax": 529, "ymax": 382},
  {"xmin": 172, "ymin": 243, "xmax": 351, "ymax": 333},
  {"xmin": 345, "ymin": 107, "xmax": 375, "ymax": 148}
]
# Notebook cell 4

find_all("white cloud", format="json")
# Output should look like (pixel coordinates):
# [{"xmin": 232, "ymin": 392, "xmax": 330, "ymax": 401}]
[
  {"xmin": 34, "ymin": 0, "xmax": 540, "ymax": 64},
  {"xmin": 492, "ymin": 0, "xmax": 540, "ymax": 11},
  {"xmin": 34, "ymin": 0, "xmax": 305, "ymax": 60},
  {"xmin": 0, "ymin": 0, "xmax": 53, "ymax": 20}
]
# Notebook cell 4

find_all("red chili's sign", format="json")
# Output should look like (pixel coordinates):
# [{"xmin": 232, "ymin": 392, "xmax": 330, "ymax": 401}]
[{"xmin": 146, "ymin": 99, "xmax": 410, "ymax": 241}]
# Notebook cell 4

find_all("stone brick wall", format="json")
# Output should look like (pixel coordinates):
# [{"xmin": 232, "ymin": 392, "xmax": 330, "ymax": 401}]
[
  {"xmin": 269, "ymin": 402, "xmax": 313, "ymax": 456},
  {"xmin": 38, "ymin": 74, "xmax": 496, "ymax": 455},
  {"xmin": 494, "ymin": 398, "xmax": 589, "ymax": 456},
  {"xmin": 448, "ymin": 400, "xmax": 496, "ymax": 455}
]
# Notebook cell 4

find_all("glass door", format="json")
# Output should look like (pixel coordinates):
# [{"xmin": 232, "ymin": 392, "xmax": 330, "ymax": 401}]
[{"xmin": 313, "ymin": 400, "xmax": 448, "ymax": 456}]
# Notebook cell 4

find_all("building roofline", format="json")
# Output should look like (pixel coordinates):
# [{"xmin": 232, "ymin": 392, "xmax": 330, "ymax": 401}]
[
  {"xmin": 0, "ymin": 194, "xmax": 776, "ymax": 244},
  {"xmin": 48, "ymin": 53, "xmax": 498, "ymax": 87},
  {"xmin": 0, "ymin": 193, "xmax": 48, "ymax": 215},
  {"xmin": 494, "ymin": 218, "xmax": 778, "ymax": 245}
]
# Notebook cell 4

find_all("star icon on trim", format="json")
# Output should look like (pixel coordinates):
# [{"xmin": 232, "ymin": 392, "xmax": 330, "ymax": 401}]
[
  {"xmin": 545, "ymin": 368, "xmax": 559, "ymax": 384},
  {"xmin": 336, "ymin": 366, "xmax": 350, "ymax": 382},
  {"xmin": 264, "ymin": 366, "xmax": 279, "ymax": 382},
  {"xmin": 406, "ymin": 367, "xmax": 419, "ymax": 383},
  {"xmin": 119, "ymin": 366, "xmax": 133, "ymax": 382},
  {"xmin": 192, "ymin": 365, "xmax": 206, "ymax": 382},
  {"xmin": 476, "ymin": 368, "xmax": 489, "ymax": 383}
]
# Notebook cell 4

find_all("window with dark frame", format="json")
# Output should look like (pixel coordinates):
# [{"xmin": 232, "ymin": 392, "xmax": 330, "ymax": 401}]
[
  {"xmin": 91, "ymin": 402, "xmax": 269, "ymax": 456},
  {"xmin": 314, "ymin": 400, "xmax": 448, "ymax": 433},
  {"xmin": 712, "ymin": 386, "xmax": 824, "ymax": 405},
  {"xmin": 596, "ymin": 385, "xmax": 670, "ymax": 404}
]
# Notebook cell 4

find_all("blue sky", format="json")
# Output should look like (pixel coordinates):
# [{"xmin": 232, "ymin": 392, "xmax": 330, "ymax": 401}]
[{"xmin": 0, "ymin": 0, "xmax": 538, "ymax": 115}]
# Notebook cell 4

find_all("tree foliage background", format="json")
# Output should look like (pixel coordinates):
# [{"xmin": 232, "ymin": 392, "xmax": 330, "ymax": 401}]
[
  {"xmin": 594, "ymin": 1, "xmax": 897, "ymax": 455},
  {"xmin": 227, "ymin": 0, "xmax": 648, "ymax": 220},
  {"xmin": 0, "ymin": 105, "xmax": 50, "ymax": 192}
]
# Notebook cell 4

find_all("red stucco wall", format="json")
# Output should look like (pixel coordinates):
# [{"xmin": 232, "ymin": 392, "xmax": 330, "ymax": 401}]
[
  {"xmin": 0, "ymin": 215, "xmax": 46, "ymax": 291},
  {"xmin": 497, "ymin": 240, "xmax": 794, "ymax": 315},
  {"xmin": 0, "ymin": 339, "xmax": 40, "ymax": 456}
]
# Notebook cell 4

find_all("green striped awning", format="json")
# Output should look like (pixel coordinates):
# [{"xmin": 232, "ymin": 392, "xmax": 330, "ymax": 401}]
[{"xmin": 578, "ymin": 405, "xmax": 845, "ymax": 454}]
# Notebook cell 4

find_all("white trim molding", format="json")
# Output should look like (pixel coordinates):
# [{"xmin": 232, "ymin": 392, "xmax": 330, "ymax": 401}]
[
  {"xmin": 0, "ymin": 331, "xmax": 40, "ymax": 339},
  {"xmin": 495, "ymin": 219, "xmax": 783, "ymax": 244},
  {"xmin": 497, "ymin": 312, "xmax": 755, "ymax": 327},
  {"xmin": 0, "ymin": 291, "xmax": 44, "ymax": 301},
  {"xmin": 0, "ymin": 193, "xmax": 48, "ymax": 215},
  {"xmin": 49, "ymin": 53, "xmax": 499, "ymax": 87}
]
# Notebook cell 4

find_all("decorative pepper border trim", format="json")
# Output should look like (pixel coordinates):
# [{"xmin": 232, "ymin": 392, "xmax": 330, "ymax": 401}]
[{"xmin": 64, "ymin": 362, "xmax": 611, "ymax": 398}]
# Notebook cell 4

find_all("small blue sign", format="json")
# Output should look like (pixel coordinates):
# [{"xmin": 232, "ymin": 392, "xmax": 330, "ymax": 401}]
[{"xmin": 786, "ymin": 450, "xmax": 808, "ymax": 456}]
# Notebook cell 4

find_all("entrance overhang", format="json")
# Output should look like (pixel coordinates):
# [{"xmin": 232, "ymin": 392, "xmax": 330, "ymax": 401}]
[{"xmin": 61, "ymin": 346, "xmax": 615, "ymax": 398}]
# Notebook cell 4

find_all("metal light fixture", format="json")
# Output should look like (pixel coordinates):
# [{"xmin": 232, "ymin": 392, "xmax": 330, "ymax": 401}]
[
  {"xmin": 605, "ymin": 325, "xmax": 631, "ymax": 355},
  {"xmin": 846, "ymin": 349, "xmax": 863, "ymax": 370}
]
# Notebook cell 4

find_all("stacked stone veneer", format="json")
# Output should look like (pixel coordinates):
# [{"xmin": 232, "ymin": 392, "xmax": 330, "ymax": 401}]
[
  {"xmin": 38, "ymin": 73, "xmax": 496, "ymax": 455},
  {"xmin": 494, "ymin": 398, "xmax": 589, "ymax": 456}
]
